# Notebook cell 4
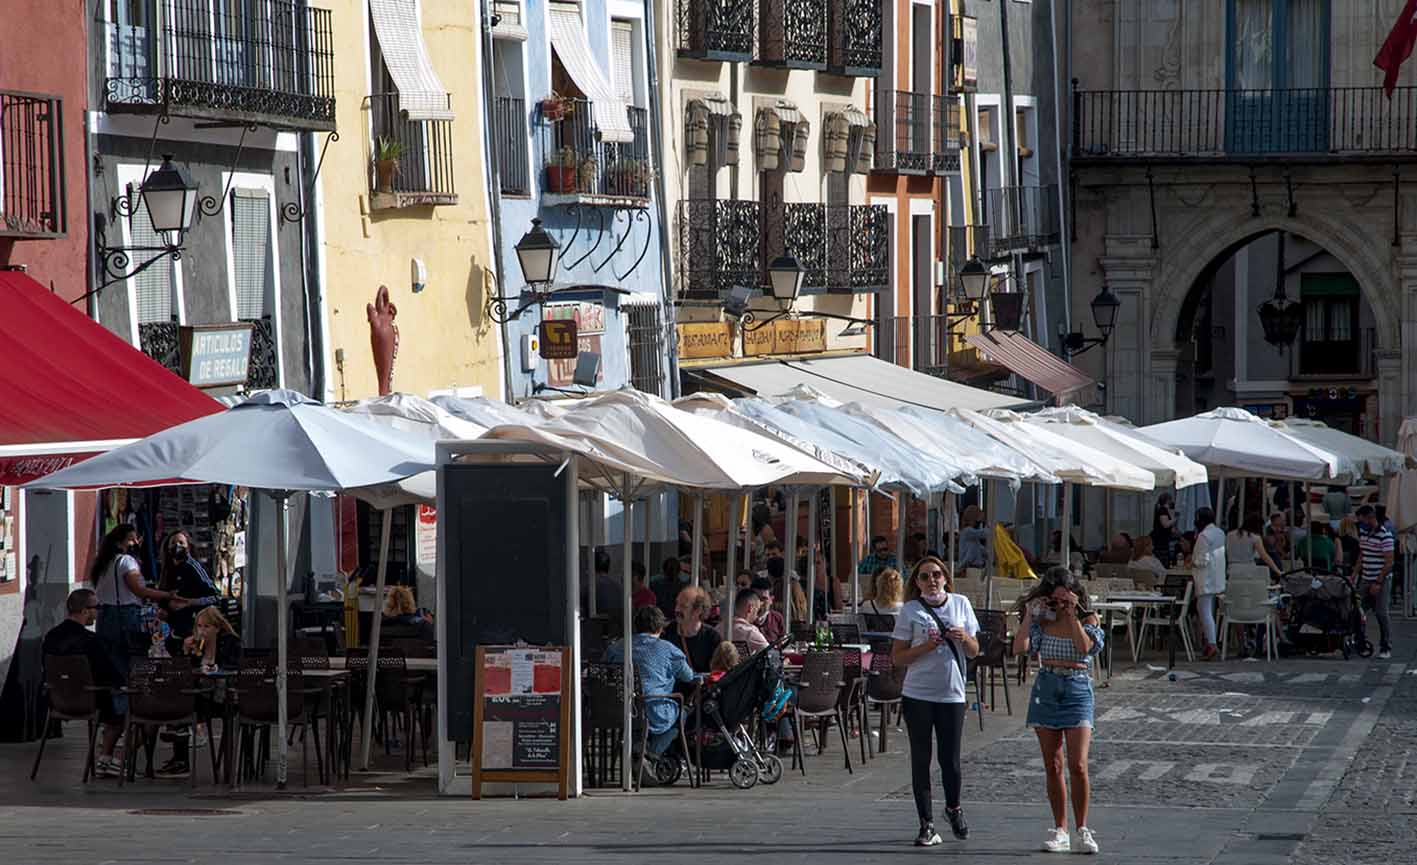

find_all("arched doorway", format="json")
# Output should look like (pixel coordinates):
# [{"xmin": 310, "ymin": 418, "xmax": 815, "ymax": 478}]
[{"xmin": 1172, "ymin": 229, "xmax": 1379, "ymax": 436}]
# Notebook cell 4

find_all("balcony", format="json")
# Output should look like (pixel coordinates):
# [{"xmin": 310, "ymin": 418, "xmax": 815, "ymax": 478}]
[
  {"xmin": 540, "ymin": 100, "xmax": 651, "ymax": 204},
  {"xmin": 826, "ymin": 0, "xmax": 882, "ymax": 77},
  {"xmin": 757, "ymin": 0, "xmax": 827, "ymax": 71},
  {"xmin": 980, "ymin": 186, "xmax": 1060, "ymax": 259},
  {"xmin": 874, "ymin": 90, "xmax": 957, "ymax": 174},
  {"xmin": 676, "ymin": 0, "xmax": 754, "ymax": 62},
  {"xmin": 679, "ymin": 198, "xmax": 762, "ymax": 298},
  {"xmin": 0, "ymin": 90, "xmax": 65, "ymax": 239},
  {"xmin": 493, "ymin": 96, "xmax": 529, "ymax": 196},
  {"xmin": 367, "ymin": 92, "xmax": 457, "ymax": 210},
  {"xmin": 680, "ymin": 199, "xmax": 887, "ymax": 297},
  {"xmin": 105, "ymin": 0, "xmax": 336, "ymax": 131},
  {"xmin": 1072, "ymin": 86, "xmax": 1417, "ymax": 164},
  {"xmin": 1293, "ymin": 327, "xmax": 1375, "ymax": 379}
]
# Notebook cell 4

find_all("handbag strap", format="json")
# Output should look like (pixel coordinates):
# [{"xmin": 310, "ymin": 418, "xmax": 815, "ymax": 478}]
[{"xmin": 918, "ymin": 601, "xmax": 967, "ymax": 682}]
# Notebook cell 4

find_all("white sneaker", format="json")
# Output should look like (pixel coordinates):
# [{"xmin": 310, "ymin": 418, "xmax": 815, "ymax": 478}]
[
  {"xmin": 1378, "ymin": 650, "xmax": 1392, "ymax": 660},
  {"xmin": 93, "ymin": 756, "xmax": 121, "ymax": 779},
  {"xmin": 1075, "ymin": 827, "xmax": 1099, "ymax": 855},
  {"xmin": 1043, "ymin": 828, "xmax": 1071, "ymax": 853}
]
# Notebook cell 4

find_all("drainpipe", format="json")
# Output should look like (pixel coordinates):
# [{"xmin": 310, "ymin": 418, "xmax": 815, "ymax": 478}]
[
  {"xmin": 480, "ymin": 0, "xmax": 516, "ymax": 402},
  {"xmin": 1050, "ymin": 0, "xmax": 1073, "ymax": 341},
  {"xmin": 644, "ymin": 0, "xmax": 679, "ymax": 398},
  {"xmin": 297, "ymin": 131, "xmax": 326, "ymax": 400}
]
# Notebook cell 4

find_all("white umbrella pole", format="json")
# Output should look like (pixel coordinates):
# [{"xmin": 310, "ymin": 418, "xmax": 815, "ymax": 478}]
[
  {"xmin": 742, "ymin": 493, "xmax": 751, "ymax": 572},
  {"xmin": 1061, "ymin": 483, "xmax": 1073, "ymax": 569},
  {"xmin": 1239, "ymin": 477, "xmax": 1247, "ymax": 526},
  {"xmin": 850, "ymin": 488, "xmax": 860, "ymax": 613},
  {"xmin": 784, "ymin": 490, "xmax": 799, "ymax": 636},
  {"xmin": 644, "ymin": 492, "xmax": 653, "ymax": 577},
  {"xmin": 725, "ymin": 495, "xmax": 740, "ymax": 641},
  {"xmin": 948, "ymin": 490, "xmax": 958, "ymax": 576},
  {"xmin": 691, "ymin": 494, "xmax": 703, "ymax": 588},
  {"xmin": 587, "ymin": 493, "xmax": 597, "ymax": 619},
  {"xmin": 360, "ymin": 507, "xmax": 392, "ymax": 771},
  {"xmin": 895, "ymin": 491, "xmax": 907, "ymax": 571},
  {"xmin": 1305, "ymin": 482, "xmax": 1313, "ymax": 570},
  {"xmin": 621, "ymin": 482, "xmax": 634, "ymax": 792},
  {"xmin": 1217, "ymin": 474, "xmax": 1226, "ymax": 530},
  {"xmin": 274, "ymin": 492, "xmax": 290, "ymax": 789},
  {"xmin": 807, "ymin": 491, "xmax": 819, "ymax": 624}
]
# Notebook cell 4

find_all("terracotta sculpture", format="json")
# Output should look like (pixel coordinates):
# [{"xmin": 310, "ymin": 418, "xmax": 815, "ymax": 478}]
[{"xmin": 367, "ymin": 285, "xmax": 399, "ymax": 396}]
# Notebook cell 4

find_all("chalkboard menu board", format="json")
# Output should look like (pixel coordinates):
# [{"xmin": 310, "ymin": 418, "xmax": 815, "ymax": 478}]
[{"xmin": 471, "ymin": 645, "xmax": 571, "ymax": 799}]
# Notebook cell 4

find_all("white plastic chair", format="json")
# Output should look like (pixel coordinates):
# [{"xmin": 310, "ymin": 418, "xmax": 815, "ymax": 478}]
[
  {"xmin": 1136, "ymin": 576, "xmax": 1193, "ymax": 662},
  {"xmin": 1220, "ymin": 565, "xmax": 1277, "ymax": 661}
]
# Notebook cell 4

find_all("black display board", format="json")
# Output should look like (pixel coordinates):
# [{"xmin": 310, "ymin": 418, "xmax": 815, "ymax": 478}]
[{"xmin": 443, "ymin": 462, "xmax": 568, "ymax": 742}]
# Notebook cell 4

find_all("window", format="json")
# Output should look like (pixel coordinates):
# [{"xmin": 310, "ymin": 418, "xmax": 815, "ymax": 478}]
[
  {"xmin": 1226, "ymin": 0, "xmax": 1328, "ymax": 152},
  {"xmin": 1015, "ymin": 109, "xmax": 1032, "ymax": 157},
  {"xmin": 231, "ymin": 189, "xmax": 274, "ymax": 320},
  {"xmin": 1298, "ymin": 273, "xmax": 1361, "ymax": 376},
  {"xmin": 976, "ymin": 107, "xmax": 996, "ymax": 151},
  {"xmin": 611, "ymin": 20, "xmax": 637, "ymax": 107},
  {"xmin": 625, "ymin": 302, "xmax": 665, "ymax": 396}
]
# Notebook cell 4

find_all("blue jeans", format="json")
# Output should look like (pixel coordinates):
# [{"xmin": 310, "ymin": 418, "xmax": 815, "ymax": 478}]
[{"xmin": 96, "ymin": 605, "xmax": 142, "ymax": 716}]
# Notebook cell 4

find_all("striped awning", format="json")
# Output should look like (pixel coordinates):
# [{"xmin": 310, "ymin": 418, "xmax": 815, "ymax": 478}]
[
  {"xmin": 965, "ymin": 330, "xmax": 1097, "ymax": 406},
  {"xmin": 841, "ymin": 106, "xmax": 871, "ymax": 127},
  {"xmin": 548, "ymin": 4, "xmax": 634, "ymax": 143},
  {"xmin": 369, "ymin": 0, "xmax": 453, "ymax": 120}
]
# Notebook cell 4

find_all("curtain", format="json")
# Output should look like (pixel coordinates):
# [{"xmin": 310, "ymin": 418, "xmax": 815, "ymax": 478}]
[
  {"xmin": 1233, "ymin": 0, "xmax": 1273, "ymax": 90},
  {"xmin": 1287, "ymin": 0, "xmax": 1324, "ymax": 89}
]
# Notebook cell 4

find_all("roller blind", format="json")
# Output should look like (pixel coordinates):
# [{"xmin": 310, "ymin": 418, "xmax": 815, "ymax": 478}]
[
  {"xmin": 611, "ymin": 20, "xmax": 635, "ymax": 106},
  {"xmin": 231, "ymin": 188, "xmax": 272, "ymax": 320}
]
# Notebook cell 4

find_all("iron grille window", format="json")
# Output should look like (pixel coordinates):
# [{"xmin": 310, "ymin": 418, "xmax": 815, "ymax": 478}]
[
  {"xmin": 231, "ymin": 188, "xmax": 273, "ymax": 319},
  {"xmin": 625, "ymin": 303, "xmax": 666, "ymax": 396},
  {"xmin": 493, "ymin": 96, "xmax": 528, "ymax": 195},
  {"xmin": 0, "ymin": 91, "xmax": 65, "ymax": 237}
]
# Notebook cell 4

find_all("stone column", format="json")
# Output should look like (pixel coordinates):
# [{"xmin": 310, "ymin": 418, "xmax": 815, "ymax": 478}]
[
  {"xmin": 1397, "ymin": 252, "xmax": 1417, "ymax": 441},
  {"xmin": 1376, "ymin": 350, "xmax": 1403, "ymax": 448},
  {"xmin": 1099, "ymin": 243, "xmax": 1158, "ymax": 425},
  {"xmin": 1148, "ymin": 348, "xmax": 1181, "ymax": 426}
]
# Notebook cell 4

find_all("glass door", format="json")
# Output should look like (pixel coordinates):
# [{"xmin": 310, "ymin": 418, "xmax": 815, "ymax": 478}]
[{"xmin": 1226, "ymin": 0, "xmax": 1329, "ymax": 154}]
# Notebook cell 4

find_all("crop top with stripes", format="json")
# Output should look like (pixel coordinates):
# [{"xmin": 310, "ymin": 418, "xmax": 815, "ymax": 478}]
[{"xmin": 1028, "ymin": 619, "xmax": 1106, "ymax": 665}]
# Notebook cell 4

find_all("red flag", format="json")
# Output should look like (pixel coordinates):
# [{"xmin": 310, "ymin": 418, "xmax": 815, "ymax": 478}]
[{"xmin": 1376, "ymin": 0, "xmax": 1417, "ymax": 97}]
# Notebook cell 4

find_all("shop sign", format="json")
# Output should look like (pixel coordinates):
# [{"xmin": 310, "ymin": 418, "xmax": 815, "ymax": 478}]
[
  {"xmin": 743, "ymin": 318, "xmax": 827, "ymax": 356},
  {"xmin": 181, "ymin": 323, "xmax": 254, "ymax": 388},
  {"xmin": 538, "ymin": 319, "xmax": 578, "ymax": 360},
  {"xmin": 676, "ymin": 322, "xmax": 735, "ymax": 360},
  {"xmin": 416, "ymin": 504, "xmax": 437, "ymax": 571},
  {"xmin": 959, "ymin": 16, "xmax": 978, "ymax": 91},
  {"xmin": 545, "ymin": 302, "xmax": 604, "ymax": 387}
]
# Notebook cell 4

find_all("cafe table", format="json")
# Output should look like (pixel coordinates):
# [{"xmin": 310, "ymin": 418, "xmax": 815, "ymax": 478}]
[
  {"xmin": 1090, "ymin": 600, "xmax": 1133, "ymax": 684},
  {"xmin": 1106, "ymin": 591, "xmax": 1181, "ymax": 667}
]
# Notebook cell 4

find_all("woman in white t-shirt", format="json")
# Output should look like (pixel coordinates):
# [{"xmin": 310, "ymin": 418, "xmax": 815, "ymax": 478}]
[{"xmin": 891, "ymin": 557, "xmax": 980, "ymax": 847}]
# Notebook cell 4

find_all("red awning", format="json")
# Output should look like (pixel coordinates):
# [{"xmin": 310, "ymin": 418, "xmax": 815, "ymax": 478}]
[
  {"xmin": 0, "ymin": 271, "xmax": 223, "ymax": 484},
  {"xmin": 965, "ymin": 330, "xmax": 1097, "ymax": 406}
]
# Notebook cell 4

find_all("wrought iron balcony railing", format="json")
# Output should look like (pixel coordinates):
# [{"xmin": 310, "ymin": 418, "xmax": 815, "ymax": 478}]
[
  {"xmin": 106, "ymin": 0, "xmax": 336, "ymax": 130},
  {"xmin": 676, "ymin": 0, "xmax": 754, "ymax": 62},
  {"xmin": 1072, "ymin": 86, "xmax": 1417, "ymax": 162},
  {"xmin": 875, "ymin": 90, "xmax": 957, "ymax": 174},
  {"xmin": 540, "ymin": 100, "xmax": 652, "ymax": 200},
  {"xmin": 680, "ymin": 199, "xmax": 887, "ymax": 297},
  {"xmin": 758, "ymin": 0, "xmax": 827, "ymax": 70},
  {"xmin": 876, "ymin": 315, "xmax": 957, "ymax": 374},
  {"xmin": 1294, "ymin": 326, "xmax": 1375, "ymax": 379},
  {"xmin": 679, "ymin": 198, "xmax": 763, "ymax": 298},
  {"xmin": 946, "ymin": 223, "xmax": 994, "ymax": 285},
  {"xmin": 367, "ymin": 92, "xmax": 457, "ymax": 208},
  {"xmin": 0, "ymin": 90, "xmax": 65, "ymax": 239},
  {"xmin": 826, "ymin": 0, "xmax": 882, "ymax": 77},
  {"xmin": 493, "ymin": 96, "xmax": 529, "ymax": 196},
  {"xmin": 981, "ymin": 186, "xmax": 1060, "ymax": 258}
]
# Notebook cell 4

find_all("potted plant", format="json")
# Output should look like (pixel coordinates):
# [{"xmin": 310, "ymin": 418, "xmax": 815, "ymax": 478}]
[
  {"xmin": 373, "ymin": 136, "xmax": 403, "ymax": 193},
  {"xmin": 545, "ymin": 146, "xmax": 579, "ymax": 193},
  {"xmin": 540, "ymin": 93, "xmax": 573, "ymax": 121},
  {"xmin": 577, "ymin": 156, "xmax": 599, "ymax": 193}
]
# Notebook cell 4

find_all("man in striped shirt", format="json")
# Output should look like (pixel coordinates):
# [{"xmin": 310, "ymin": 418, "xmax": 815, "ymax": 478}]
[{"xmin": 1357, "ymin": 505, "xmax": 1395, "ymax": 659}]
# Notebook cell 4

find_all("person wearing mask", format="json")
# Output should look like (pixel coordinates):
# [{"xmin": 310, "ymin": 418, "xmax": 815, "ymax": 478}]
[
  {"xmin": 957, "ymin": 506, "xmax": 990, "ymax": 569},
  {"xmin": 1357, "ymin": 505, "xmax": 1395, "ymax": 659},
  {"xmin": 750, "ymin": 576, "xmax": 786, "ymax": 643},
  {"xmin": 1151, "ymin": 494, "xmax": 1179, "ymax": 567},
  {"xmin": 43, "ymin": 589, "xmax": 125, "ymax": 778},
  {"xmin": 864, "ymin": 568, "xmax": 905, "ymax": 616},
  {"xmin": 604, "ymin": 606, "xmax": 701, "ymax": 755},
  {"xmin": 662, "ymin": 586, "xmax": 721, "ymax": 673},
  {"xmin": 891, "ymin": 556, "xmax": 979, "ymax": 846},
  {"xmin": 1191, "ymin": 507, "xmax": 1228, "ymax": 661},
  {"xmin": 1227, "ymin": 515, "xmax": 1282, "ymax": 579},
  {"xmin": 158, "ymin": 531, "xmax": 221, "ymax": 646},
  {"xmin": 1012, "ymin": 568, "xmax": 1106, "ymax": 855},
  {"xmin": 730, "ymin": 590, "xmax": 769, "ymax": 654},
  {"xmin": 90, "ymin": 524, "xmax": 184, "ymax": 728}
]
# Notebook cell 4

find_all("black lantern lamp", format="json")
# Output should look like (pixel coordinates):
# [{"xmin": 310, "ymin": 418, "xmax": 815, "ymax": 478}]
[
  {"xmin": 766, "ymin": 253, "xmax": 804, "ymax": 304},
  {"xmin": 515, "ymin": 218, "xmax": 561, "ymax": 286},
  {"xmin": 140, "ymin": 155, "xmax": 199, "ymax": 247},
  {"xmin": 957, "ymin": 256, "xmax": 990, "ymax": 304},
  {"xmin": 1062, "ymin": 285, "xmax": 1123, "ymax": 358},
  {"xmin": 989, "ymin": 287, "xmax": 1025, "ymax": 332},
  {"xmin": 1257, "ymin": 231, "xmax": 1303, "ymax": 351}
]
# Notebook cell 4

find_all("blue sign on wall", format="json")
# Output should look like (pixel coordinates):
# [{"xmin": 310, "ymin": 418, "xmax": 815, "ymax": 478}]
[{"xmin": 182, "ymin": 323, "xmax": 254, "ymax": 388}]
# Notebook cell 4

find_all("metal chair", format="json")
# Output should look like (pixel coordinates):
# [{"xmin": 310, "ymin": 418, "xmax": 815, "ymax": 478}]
[
  {"xmin": 233, "ymin": 663, "xmax": 319, "ymax": 786},
  {"xmin": 974, "ymin": 609, "xmax": 1013, "ymax": 716},
  {"xmin": 790, "ymin": 650, "xmax": 850, "ymax": 775},
  {"xmin": 581, "ymin": 662, "xmax": 647, "ymax": 790},
  {"xmin": 31, "ymin": 655, "xmax": 104, "ymax": 783},
  {"xmin": 864, "ymin": 650, "xmax": 904, "ymax": 754},
  {"xmin": 121, "ymin": 658, "xmax": 200, "ymax": 788},
  {"xmin": 830, "ymin": 623, "xmax": 862, "ymax": 645},
  {"xmin": 836, "ymin": 647, "xmax": 870, "ymax": 764},
  {"xmin": 1137, "ymin": 574, "xmax": 1194, "ymax": 662}
]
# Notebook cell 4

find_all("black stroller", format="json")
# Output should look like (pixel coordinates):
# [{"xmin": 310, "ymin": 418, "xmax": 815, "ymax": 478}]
[
  {"xmin": 686, "ymin": 641, "xmax": 788, "ymax": 789},
  {"xmin": 1279, "ymin": 567, "xmax": 1373, "ymax": 659}
]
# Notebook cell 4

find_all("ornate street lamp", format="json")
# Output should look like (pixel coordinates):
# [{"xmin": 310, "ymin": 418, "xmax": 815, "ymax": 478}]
[
  {"xmin": 514, "ymin": 218, "xmax": 561, "ymax": 287},
  {"xmin": 1257, "ymin": 231, "xmax": 1303, "ymax": 351},
  {"xmin": 94, "ymin": 154, "xmax": 200, "ymax": 292},
  {"xmin": 766, "ymin": 253, "xmax": 804, "ymax": 304},
  {"xmin": 1062, "ymin": 286, "xmax": 1123, "ymax": 357},
  {"xmin": 958, "ymin": 256, "xmax": 990, "ymax": 304}
]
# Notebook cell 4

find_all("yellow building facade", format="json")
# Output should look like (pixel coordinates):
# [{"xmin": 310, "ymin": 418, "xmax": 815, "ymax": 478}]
[{"xmin": 319, "ymin": 0, "xmax": 501, "ymax": 402}]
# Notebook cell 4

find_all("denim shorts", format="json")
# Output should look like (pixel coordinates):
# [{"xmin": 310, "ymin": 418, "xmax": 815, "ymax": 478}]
[{"xmin": 1026, "ymin": 667, "xmax": 1095, "ymax": 730}]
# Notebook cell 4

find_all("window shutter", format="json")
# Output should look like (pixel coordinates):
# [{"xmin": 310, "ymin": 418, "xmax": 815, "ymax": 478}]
[
  {"xmin": 130, "ymin": 198, "xmax": 174, "ymax": 324},
  {"xmin": 611, "ymin": 20, "xmax": 635, "ymax": 105},
  {"xmin": 231, "ymin": 189, "xmax": 273, "ymax": 320}
]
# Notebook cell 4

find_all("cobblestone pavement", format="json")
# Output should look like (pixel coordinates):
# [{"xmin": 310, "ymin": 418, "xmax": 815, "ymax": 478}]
[{"xmin": 1, "ymin": 625, "xmax": 1415, "ymax": 863}]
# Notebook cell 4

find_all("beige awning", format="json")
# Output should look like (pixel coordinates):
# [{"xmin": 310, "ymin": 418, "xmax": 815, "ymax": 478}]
[
  {"xmin": 548, "ymin": 4, "xmax": 634, "ymax": 143},
  {"xmin": 369, "ymin": 0, "xmax": 452, "ymax": 121}
]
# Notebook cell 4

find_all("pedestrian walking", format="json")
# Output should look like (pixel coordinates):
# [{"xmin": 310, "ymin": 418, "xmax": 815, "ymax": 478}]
[
  {"xmin": 1191, "ymin": 507, "xmax": 1228, "ymax": 661},
  {"xmin": 1357, "ymin": 505, "xmax": 1395, "ymax": 659},
  {"xmin": 1012, "ymin": 567, "xmax": 1105, "ymax": 855},
  {"xmin": 890, "ymin": 556, "xmax": 979, "ymax": 846}
]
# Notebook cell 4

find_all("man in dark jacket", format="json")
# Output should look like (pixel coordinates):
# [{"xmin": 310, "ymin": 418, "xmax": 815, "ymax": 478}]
[{"xmin": 42, "ymin": 589, "xmax": 124, "ymax": 777}]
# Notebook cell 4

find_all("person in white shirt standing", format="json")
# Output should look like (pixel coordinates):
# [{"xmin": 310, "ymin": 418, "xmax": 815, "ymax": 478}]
[
  {"xmin": 891, "ymin": 556, "xmax": 980, "ymax": 847},
  {"xmin": 1190, "ymin": 507, "xmax": 1228, "ymax": 661}
]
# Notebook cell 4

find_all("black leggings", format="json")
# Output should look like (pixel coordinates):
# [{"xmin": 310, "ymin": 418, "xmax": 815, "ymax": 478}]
[{"xmin": 902, "ymin": 696, "xmax": 966, "ymax": 821}]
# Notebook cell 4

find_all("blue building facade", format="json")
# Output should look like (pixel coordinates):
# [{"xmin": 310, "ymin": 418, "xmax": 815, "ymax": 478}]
[{"xmin": 489, "ymin": 0, "xmax": 671, "ymax": 402}]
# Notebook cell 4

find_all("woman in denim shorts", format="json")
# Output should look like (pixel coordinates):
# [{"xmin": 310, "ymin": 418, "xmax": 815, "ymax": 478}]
[{"xmin": 1012, "ymin": 567, "xmax": 1105, "ymax": 855}]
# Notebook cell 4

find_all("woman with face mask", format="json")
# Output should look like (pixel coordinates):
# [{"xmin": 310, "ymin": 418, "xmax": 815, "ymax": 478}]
[
  {"xmin": 890, "ymin": 556, "xmax": 980, "ymax": 847},
  {"xmin": 158, "ymin": 530, "xmax": 222, "ymax": 646}
]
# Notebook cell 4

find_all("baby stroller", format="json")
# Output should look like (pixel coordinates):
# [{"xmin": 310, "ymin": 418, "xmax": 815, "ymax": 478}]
[
  {"xmin": 688, "ymin": 641, "xmax": 788, "ymax": 789},
  {"xmin": 1279, "ymin": 567, "xmax": 1373, "ymax": 659}
]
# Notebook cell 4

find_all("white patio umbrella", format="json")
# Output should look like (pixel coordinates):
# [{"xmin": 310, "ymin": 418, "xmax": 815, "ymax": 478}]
[
  {"xmin": 967, "ymin": 410, "xmax": 1155, "ymax": 492},
  {"xmin": 1386, "ymin": 418, "xmax": 1417, "ymax": 538},
  {"xmin": 26, "ymin": 390, "xmax": 437, "ymax": 788},
  {"xmin": 1026, "ymin": 406, "xmax": 1208, "ymax": 489},
  {"xmin": 1270, "ymin": 418, "xmax": 1410, "ymax": 482},
  {"xmin": 1140, "ymin": 407, "xmax": 1339, "ymax": 481}
]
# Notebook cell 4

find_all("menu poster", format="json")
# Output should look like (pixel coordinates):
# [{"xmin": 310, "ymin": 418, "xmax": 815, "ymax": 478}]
[{"xmin": 472, "ymin": 645, "xmax": 570, "ymax": 799}]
